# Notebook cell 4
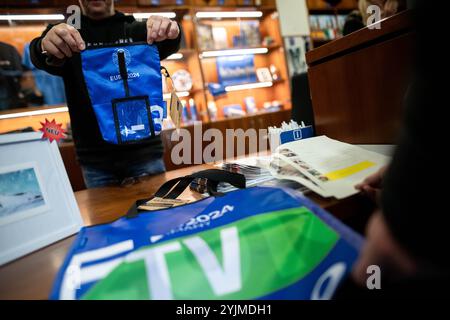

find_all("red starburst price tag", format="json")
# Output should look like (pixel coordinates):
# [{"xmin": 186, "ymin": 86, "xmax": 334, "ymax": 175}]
[{"xmin": 39, "ymin": 118, "xmax": 66, "ymax": 143}]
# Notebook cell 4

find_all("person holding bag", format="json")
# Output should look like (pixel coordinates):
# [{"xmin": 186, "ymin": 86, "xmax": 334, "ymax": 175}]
[{"xmin": 30, "ymin": 0, "xmax": 182, "ymax": 188}]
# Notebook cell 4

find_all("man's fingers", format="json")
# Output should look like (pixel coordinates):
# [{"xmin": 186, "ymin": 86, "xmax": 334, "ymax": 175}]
[
  {"xmin": 52, "ymin": 34, "xmax": 73, "ymax": 57},
  {"xmin": 151, "ymin": 18, "xmax": 163, "ymax": 40},
  {"xmin": 362, "ymin": 174, "xmax": 382, "ymax": 188},
  {"xmin": 43, "ymin": 40, "xmax": 65, "ymax": 59},
  {"xmin": 55, "ymin": 27, "xmax": 79, "ymax": 53},
  {"xmin": 362, "ymin": 186, "xmax": 378, "ymax": 201},
  {"xmin": 146, "ymin": 19, "xmax": 154, "ymax": 44},
  {"xmin": 156, "ymin": 19, "xmax": 170, "ymax": 40},
  {"xmin": 149, "ymin": 17, "xmax": 163, "ymax": 43},
  {"xmin": 167, "ymin": 22, "xmax": 179, "ymax": 39},
  {"xmin": 42, "ymin": 24, "xmax": 85, "ymax": 60},
  {"xmin": 69, "ymin": 26, "xmax": 85, "ymax": 50},
  {"xmin": 147, "ymin": 17, "xmax": 178, "ymax": 43},
  {"xmin": 59, "ymin": 41, "xmax": 73, "ymax": 58}
]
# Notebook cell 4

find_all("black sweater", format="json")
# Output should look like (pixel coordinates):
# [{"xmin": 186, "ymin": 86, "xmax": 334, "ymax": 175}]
[
  {"xmin": 29, "ymin": 12, "xmax": 181, "ymax": 166},
  {"xmin": 381, "ymin": 3, "xmax": 448, "ymax": 269}
]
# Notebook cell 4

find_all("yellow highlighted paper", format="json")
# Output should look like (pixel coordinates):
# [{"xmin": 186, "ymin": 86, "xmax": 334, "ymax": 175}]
[{"xmin": 324, "ymin": 161, "xmax": 375, "ymax": 181}]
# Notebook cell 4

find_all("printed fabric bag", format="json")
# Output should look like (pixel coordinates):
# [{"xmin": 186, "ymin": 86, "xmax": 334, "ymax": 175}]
[
  {"xmin": 50, "ymin": 171, "xmax": 363, "ymax": 300},
  {"xmin": 81, "ymin": 42, "xmax": 165, "ymax": 144}
]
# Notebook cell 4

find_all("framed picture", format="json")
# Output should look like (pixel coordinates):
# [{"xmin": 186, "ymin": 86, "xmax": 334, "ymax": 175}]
[
  {"xmin": 0, "ymin": 162, "xmax": 49, "ymax": 227},
  {"xmin": 196, "ymin": 23, "xmax": 214, "ymax": 51},
  {"xmin": 216, "ymin": 55, "xmax": 257, "ymax": 86},
  {"xmin": 212, "ymin": 27, "xmax": 228, "ymax": 50},
  {"xmin": 0, "ymin": 132, "xmax": 82, "ymax": 266},
  {"xmin": 256, "ymin": 67, "xmax": 273, "ymax": 82}
]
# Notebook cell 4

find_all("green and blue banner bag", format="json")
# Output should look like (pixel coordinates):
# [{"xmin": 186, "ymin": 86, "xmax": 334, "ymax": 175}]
[
  {"xmin": 50, "ymin": 171, "xmax": 363, "ymax": 300},
  {"xmin": 81, "ymin": 42, "xmax": 165, "ymax": 144}
]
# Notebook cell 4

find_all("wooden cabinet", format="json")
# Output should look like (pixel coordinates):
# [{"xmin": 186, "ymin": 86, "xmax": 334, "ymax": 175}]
[{"xmin": 306, "ymin": 11, "xmax": 414, "ymax": 144}]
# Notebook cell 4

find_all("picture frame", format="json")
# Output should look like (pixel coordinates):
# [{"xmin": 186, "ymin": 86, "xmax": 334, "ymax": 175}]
[
  {"xmin": 212, "ymin": 27, "xmax": 228, "ymax": 50},
  {"xmin": 0, "ymin": 162, "xmax": 50, "ymax": 227},
  {"xmin": 196, "ymin": 23, "xmax": 215, "ymax": 51},
  {"xmin": 0, "ymin": 132, "xmax": 83, "ymax": 266},
  {"xmin": 256, "ymin": 67, "xmax": 273, "ymax": 82}
]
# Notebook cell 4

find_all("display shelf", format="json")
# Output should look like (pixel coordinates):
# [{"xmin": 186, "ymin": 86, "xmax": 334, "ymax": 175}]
[
  {"xmin": 0, "ymin": 1, "xmax": 290, "ymax": 131},
  {"xmin": 307, "ymin": 0, "xmax": 358, "ymax": 49},
  {"xmin": 183, "ymin": 106, "xmax": 289, "ymax": 126},
  {"xmin": 190, "ymin": 4, "xmax": 289, "ymax": 121},
  {"xmin": 204, "ymin": 78, "xmax": 285, "ymax": 93},
  {"xmin": 198, "ymin": 44, "xmax": 281, "ymax": 58},
  {"xmin": 308, "ymin": 8, "xmax": 354, "ymax": 14}
]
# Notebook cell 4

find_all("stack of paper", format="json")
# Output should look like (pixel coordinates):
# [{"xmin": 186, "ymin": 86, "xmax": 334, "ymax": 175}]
[
  {"xmin": 215, "ymin": 156, "xmax": 274, "ymax": 193},
  {"xmin": 269, "ymin": 136, "xmax": 390, "ymax": 199},
  {"xmin": 214, "ymin": 156, "xmax": 309, "ymax": 194}
]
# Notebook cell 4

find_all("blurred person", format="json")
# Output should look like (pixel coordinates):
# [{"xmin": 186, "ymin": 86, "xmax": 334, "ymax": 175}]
[
  {"xmin": 29, "ymin": 0, "xmax": 181, "ymax": 188},
  {"xmin": 0, "ymin": 41, "xmax": 24, "ymax": 110},
  {"xmin": 343, "ymin": 0, "xmax": 407, "ymax": 36},
  {"xmin": 19, "ymin": 68, "xmax": 44, "ymax": 106},
  {"xmin": 22, "ymin": 43, "xmax": 66, "ymax": 106},
  {"xmin": 336, "ymin": 0, "xmax": 449, "ymax": 299}
]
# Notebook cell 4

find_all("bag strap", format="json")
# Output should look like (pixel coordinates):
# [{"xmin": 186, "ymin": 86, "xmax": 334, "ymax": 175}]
[
  {"xmin": 117, "ymin": 50, "xmax": 130, "ymax": 97},
  {"xmin": 161, "ymin": 66, "xmax": 183, "ymax": 128},
  {"xmin": 126, "ymin": 169, "xmax": 246, "ymax": 218}
]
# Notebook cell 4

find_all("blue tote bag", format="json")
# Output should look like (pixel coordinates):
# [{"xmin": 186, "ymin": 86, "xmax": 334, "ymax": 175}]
[
  {"xmin": 81, "ymin": 43, "xmax": 165, "ymax": 144},
  {"xmin": 50, "ymin": 185, "xmax": 363, "ymax": 300}
]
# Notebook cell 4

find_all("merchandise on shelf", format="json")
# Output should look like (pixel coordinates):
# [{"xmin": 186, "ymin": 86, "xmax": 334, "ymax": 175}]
[
  {"xmin": 256, "ymin": 67, "xmax": 273, "ymax": 82},
  {"xmin": 207, "ymin": 101, "xmax": 218, "ymax": 121},
  {"xmin": 270, "ymin": 64, "xmax": 280, "ymax": 81},
  {"xmin": 196, "ymin": 23, "xmax": 215, "ymax": 51},
  {"xmin": 239, "ymin": 20, "xmax": 261, "ymax": 47},
  {"xmin": 216, "ymin": 55, "xmax": 257, "ymax": 86},
  {"xmin": 207, "ymin": 83, "xmax": 227, "ymax": 97},
  {"xmin": 244, "ymin": 96, "xmax": 258, "ymax": 114},
  {"xmin": 172, "ymin": 69, "xmax": 193, "ymax": 92},
  {"xmin": 223, "ymin": 104, "xmax": 246, "ymax": 118},
  {"xmin": 189, "ymin": 98, "xmax": 198, "ymax": 121},
  {"xmin": 212, "ymin": 27, "xmax": 228, "ymax": 50},
  {"xmin": 309, "ymin": 15, "xmax": 347, "ymax": 40}
]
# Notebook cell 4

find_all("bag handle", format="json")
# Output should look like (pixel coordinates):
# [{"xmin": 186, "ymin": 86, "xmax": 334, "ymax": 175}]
[
  {"xmin": 117, "ymin": 50, "xmax": 130, "ymax": 97},
  {"xmin": 126, "ymin": 169, "xmax": 246, "ymax": 218}
]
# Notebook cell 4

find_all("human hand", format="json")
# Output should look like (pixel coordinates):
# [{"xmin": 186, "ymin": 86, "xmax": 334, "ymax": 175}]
[
  {"xmin": 146, "ymin": 15, "xmax": 180, "ymax": 44},
  {"xmin": 41, "ymin": 23, "xmax": 85, "ymax": 59},
  {"xmin": 352, "ymin": 211, "xmax": 416, "ymax": 286},
  {"xmin": 355, "ymin": 166, "xmax": 388, "ymax": 202}
]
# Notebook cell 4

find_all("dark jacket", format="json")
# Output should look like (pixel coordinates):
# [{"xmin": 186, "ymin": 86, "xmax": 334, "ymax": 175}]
[
  {"xmin": 0, "ymin": 41, "xmax": 24, "ymax": 110},
  {"xmin": 29, "ymin": 12, "xmax": 181, "ymax": 166},
  {"xmin": 343, "ymin": 10, "xmax": 365, "ymax": 36}
]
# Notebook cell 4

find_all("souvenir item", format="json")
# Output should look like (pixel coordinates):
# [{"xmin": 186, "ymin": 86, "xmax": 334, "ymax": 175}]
[{"xmin": 81, "ymin": 43, "xmax": 164, "ymax": 144}]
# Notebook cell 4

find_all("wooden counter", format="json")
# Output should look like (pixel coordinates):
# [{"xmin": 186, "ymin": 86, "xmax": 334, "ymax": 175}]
[{"xmin": 0, "ymin": 163, "xmax": 373, "ymax": 300}]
